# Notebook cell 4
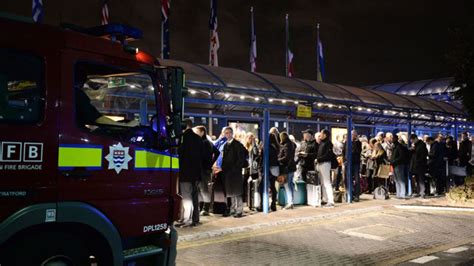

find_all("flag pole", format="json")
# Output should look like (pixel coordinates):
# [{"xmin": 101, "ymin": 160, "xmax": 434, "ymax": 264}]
[
  {"xmin": 285, "ymin": 14, "xmax": 289, "ymax": 77},
  {"xmin": 316, "ymin": 23, "xmax": 320, "ymax": 81},
  {"xmin": 209, "ymin": 0, "xmax": 212, "ymax": 65},
  {"xmin": 161, "ymin": 19, "xmax": 164, "ymax": 59},
  {"xmin": 250, "ymin": 6, "xmax": 254, "ymax": 72}
]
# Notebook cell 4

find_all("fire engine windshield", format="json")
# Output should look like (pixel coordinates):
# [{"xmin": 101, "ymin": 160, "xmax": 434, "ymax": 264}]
[{"xmin": 75, "ymin": 63, "xmax": 160, "ymax": 145}]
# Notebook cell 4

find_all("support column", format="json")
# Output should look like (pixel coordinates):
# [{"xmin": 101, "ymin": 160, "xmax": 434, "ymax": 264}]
[
  {"xmin": 346, "ymin": 113, "xmax": 353, "ymax": 203},
  {"xmin": 263, "ymin": 109, "xmax": 270, "ymax": 214},
  {"xmin": 208, "ymin": 110, "xmax": 213, "ymax": 136},
  {"xmin": 454, "ymin": 122, "xmax": 459, "ymax": 143},
  {"xmin": 407, "ymin": 117, "xmax": 412, "ymax": 196}
]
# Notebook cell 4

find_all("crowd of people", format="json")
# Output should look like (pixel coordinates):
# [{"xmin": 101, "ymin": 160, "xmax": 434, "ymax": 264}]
[{"xmin": 176, "ymin": 118, "xmax": 473, "ymax": 228}]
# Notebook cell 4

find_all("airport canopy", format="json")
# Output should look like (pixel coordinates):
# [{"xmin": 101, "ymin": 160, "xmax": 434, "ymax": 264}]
[{"xmin": 160, "ymin": 59, "xmax": 468, "ymax": 127}]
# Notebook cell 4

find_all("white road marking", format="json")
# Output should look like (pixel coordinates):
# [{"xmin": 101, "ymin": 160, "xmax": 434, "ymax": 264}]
[
  {"xmin": 409, "ymin": 256, "xmax": 439, "ymax": 264},
  {"xmin": 341, "ymin": 231, "xmax": 385, "ymax": 241},
  {"xmin": 444, "ymin": 246, "xmax": 469, "ymax": 253}
]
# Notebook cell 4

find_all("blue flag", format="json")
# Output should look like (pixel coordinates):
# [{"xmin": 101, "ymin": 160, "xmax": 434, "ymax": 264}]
[
  {"xmin": 316, "ymin": 23, "xmax": 325, "ymax": 81},
  {"xmin": 32, "ymin": 0, "xmax": 43, "ymax": 23}
]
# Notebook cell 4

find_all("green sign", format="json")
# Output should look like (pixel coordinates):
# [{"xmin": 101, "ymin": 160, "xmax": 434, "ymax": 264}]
[{"xmin": 107, "ymin": 77, "xmax": 126, "ymax": 88}]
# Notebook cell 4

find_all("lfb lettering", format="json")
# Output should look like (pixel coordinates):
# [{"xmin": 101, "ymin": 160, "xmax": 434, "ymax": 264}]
[
  {"xmin": 29, "ymin": 146, "xmax": 38, "ymax": 158},
  {"xmin": 24, "ymin": 143, "xmax": 43, "ymax": 162},
  {"xmin": 0, "ymin": 142, "xmax": 43, "ymax": 162},
  {"xmin": 1, "ymin": 142, "xmax": 22, "ymax": 162}
]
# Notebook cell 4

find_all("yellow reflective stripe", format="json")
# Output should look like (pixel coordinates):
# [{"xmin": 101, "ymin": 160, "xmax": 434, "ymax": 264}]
[
  {"xmin": 134, "ymin": 150, "xmax": 179, "ymax": 170},
  {"xmin": 58, "ymin": 146, "xmax": 102, "ymax": 168},
  {"xmin": 172, "ymin": 156, "xmax": 179, "ymax": 169}
]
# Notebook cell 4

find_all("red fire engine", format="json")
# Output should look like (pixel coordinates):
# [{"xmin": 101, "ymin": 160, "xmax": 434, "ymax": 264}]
[{"xmin": 0, "ymin": 14, "xmax": 184, "ymax": 265}]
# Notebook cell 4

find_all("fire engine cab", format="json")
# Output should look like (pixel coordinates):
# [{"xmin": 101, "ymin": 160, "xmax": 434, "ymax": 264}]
[{"xmin": 0, "ymin": 15, "xmax": 184, "ymax": 266}]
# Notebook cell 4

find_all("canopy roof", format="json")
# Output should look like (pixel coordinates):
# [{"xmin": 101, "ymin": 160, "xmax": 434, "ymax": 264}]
[
  {"xmin": 160, "ymin": 60, "xmax": 466, "ymax": 119},
  {"xmin": 366, "ymin": 77, "xmax": 459, "ymax": 101}
]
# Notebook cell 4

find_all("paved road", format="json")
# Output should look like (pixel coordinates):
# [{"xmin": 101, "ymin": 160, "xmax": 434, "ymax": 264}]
[{"xmin": 176, "ymin": 207, "xmax": 474, "ymax": 265}]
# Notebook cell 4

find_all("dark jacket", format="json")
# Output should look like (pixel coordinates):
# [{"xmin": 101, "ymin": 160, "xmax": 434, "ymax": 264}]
[
  {"xmin": 459, "ymin": 139, "xmax": 472, "ymax": 166},
  {"xmin": 390, "ymin": 142, "xmax": 409, "ymax": 166},
  {"xmin": 269, "ymin": 143, "xmax": 280, "ymax": 167},
  {"xmin": 178, "ymin": 128, "xmax": 204, "ymax": 182},
  {"xmin": 298, "ymin": 139, "xmax": 317, "ymax": 170},
  {"xmin": 428, "ymin": 141, "xmax": 446, "ymax": 169},
  {"xmin": 446, "ymin": 142, "xmax": 458, "ymax": 165},
  {"xmin": 317, "ymin": 138, "xmax": 334, "ymax": 163},
  {"xmin": 342, "ymin": 139, "xmax": 362, "ymax": 163},
  {"xmin": 222, "ymin": 139, "xmax": 247, "ymax": 197},
  {"xmin": 278, "ymin": 139, "xmax": 296, "ymax": 173},
  {"xmin": 202, "ymin": 137, "xmax": 220, "ymax": 172},
  {"xmin": 410, "ymin": 140, "xmax": 428, "ymax": 174}
]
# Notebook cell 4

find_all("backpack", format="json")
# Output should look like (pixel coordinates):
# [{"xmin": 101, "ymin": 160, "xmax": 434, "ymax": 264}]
[{"xmin": 373, "ymin": 186, "xmax": 389, "ymax": 200}]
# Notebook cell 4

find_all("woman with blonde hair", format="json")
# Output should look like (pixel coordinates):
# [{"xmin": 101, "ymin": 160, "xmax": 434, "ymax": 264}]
[
  {"xmin": 243, "ymin": 132, "xmax": 260, "ymax": 210},
  {"xmin": 372, "ymin": 141, "xmax": 388, "ymax": 187}
]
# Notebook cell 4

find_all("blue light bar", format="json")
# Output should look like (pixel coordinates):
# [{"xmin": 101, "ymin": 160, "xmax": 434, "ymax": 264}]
[{"xmin": 85, "ymin": 23, "xmax": 143, "ymax": 43}]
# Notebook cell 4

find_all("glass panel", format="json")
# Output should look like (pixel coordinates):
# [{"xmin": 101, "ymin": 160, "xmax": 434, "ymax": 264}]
[
  {"xmin": 199, "ymin": 65, "xmax": 276, "ymax": 92},
  {"xmin": 397, "ymin": 95, "xmax": 441, "ymax": 112},
  {"xmin": 338, "ymin": 85, "xmax": 391, "ymax": 106},
  {"xmin": 370, "ymin": 82, "xmax": 405, "ymax": 93},
  {"xmin": 0, "ymin": 49, "xmax": 43, "ymax": 123},
  {"xmin": 161, "ymin": 59, "xmax": 221, "ymax": 87},
  {"xmin": 259, "ymin": 74, "xmax": 322, "ymax": 98},
  {"xmin": 418, "ymin": 78, "xmax": 452, "ymax": 96},
  {"xmin": 369, "ymin": 90, "xmax": 418, "ymax": 110},
  {"xmin": 397, "ymin": 80, "xmax": 429, "ymax": 96},
  {"xmin": 301, "ymin": 80, "xmax": 361, "ymax": 103}
]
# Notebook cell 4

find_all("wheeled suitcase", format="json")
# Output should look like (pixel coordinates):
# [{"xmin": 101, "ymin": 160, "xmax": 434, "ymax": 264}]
[
  {"xmin": 278, "ymin": 186, "xmax": 286, "ymax": 206},
  {"xmin": 247, "ymin": 179, "xmax": 261, "ymax": 210},
  {"xmin": 293, "ymin": 180, "xmax": 307, "ymax": 205},
  {"xmin": 306, "ymin": 184, "xmax": 321, "ymax": 207}
]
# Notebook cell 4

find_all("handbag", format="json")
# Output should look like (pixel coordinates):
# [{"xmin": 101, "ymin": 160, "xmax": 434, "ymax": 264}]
[
  {"xmin": 449, "ymin": 165, "xmax": 467, "ymax": 177},
  {"xmin": 376, "ymin": 164, "xmax": 391, "ymax": 179},
  {"xmin": 270, "ymin": 166, "xmax": 280, "ymax": 177},
  {"xmin": 277, "ymin": 174, "xmax": 287, "ymax": 184}
]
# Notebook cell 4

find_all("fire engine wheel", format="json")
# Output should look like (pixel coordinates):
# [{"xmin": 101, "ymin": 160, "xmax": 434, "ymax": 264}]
[{"xmin": 4, "ymin": 230, "xmax": 111, "ymax": 266}]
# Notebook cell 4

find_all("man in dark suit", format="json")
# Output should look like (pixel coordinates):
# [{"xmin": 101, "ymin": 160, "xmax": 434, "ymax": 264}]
[
  {"xmin": 459, "ymin": 132, "xmax": 472, "ymax": 179},
  {"xmin": 409, "ymin": 134, "xmax": 428, "ymax": 197},
  {"xmin": 177, "ymin": 119, "xmax": 204, "ymax": 227},
  {"xmin": 221, "ymin": 127, "xmax": 247, "ymax": 218},
  {"xmin": 428, "ymin": 134, "xmax": 447, "ymax": 195}
]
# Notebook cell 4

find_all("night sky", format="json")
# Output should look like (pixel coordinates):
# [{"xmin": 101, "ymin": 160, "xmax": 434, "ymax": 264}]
[{"xmin": 1, "ymin": 0, "xmax": 473, "ymax": 86}]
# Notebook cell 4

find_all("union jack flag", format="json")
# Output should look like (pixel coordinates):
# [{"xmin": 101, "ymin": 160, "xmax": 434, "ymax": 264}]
[
  {"xmin": 209, "ymin": 0, "xmax": 220, "ymax": 66},
  {"xmin": 250, "ymin": 6, "xmax": 257, "ymax": 72},
  {"xmin": 101, "ymin": 1, "xmax": 109, "ymax": 25},
  {"xmin": 161, "ymin": 0, "xmax": 170, "ymax": 59},
  {"xmin": 32, "ymin": 0, "xmax": 43, "ymax": 23}
]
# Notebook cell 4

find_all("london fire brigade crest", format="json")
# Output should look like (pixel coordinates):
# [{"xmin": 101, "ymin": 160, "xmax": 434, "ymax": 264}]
[{"xmin": 105, "ymin": 142, "xmax": 132, "ymax": 174}]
